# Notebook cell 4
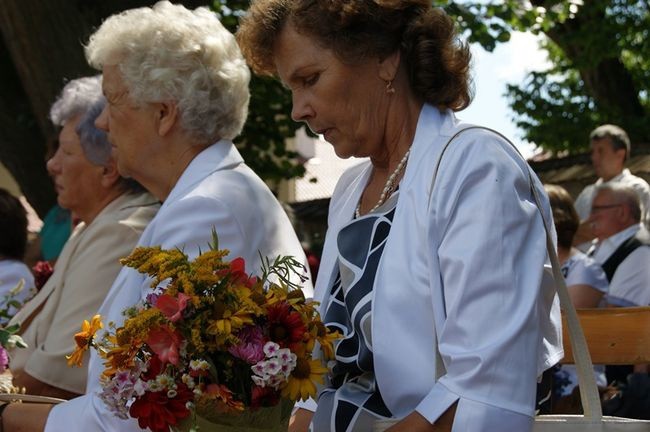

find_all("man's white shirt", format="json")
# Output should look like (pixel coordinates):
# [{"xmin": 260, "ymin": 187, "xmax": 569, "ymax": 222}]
[{"xmin": 591, "ymin": 224, "xmax": 650, "ymax": 306}]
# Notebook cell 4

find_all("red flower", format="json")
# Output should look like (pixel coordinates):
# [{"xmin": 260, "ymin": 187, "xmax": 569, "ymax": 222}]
[
  {"xmin": 218, "ymin": 257, "xmax": 257, "ymax": 287},
  {"xmin": 129, "ymin": 382, "xmax": 193, "ymax": 432},
  {"xmin": 147, "ymin": 326, "xmax": 182, "ymax": 366},
  {"xmin": 32, "ymin": 260, "xmax": 53, "ymax": 291},
  {"xmin": 267, "ymin": 302, "xmax": 306, "ymax": 351},
  {"xmin": 251, "ymin": 385, "xmax": 280, "ymax": 409},
  {"xmin": 155, "ymin": 293, "xmax": 191, "ymax": 322}
]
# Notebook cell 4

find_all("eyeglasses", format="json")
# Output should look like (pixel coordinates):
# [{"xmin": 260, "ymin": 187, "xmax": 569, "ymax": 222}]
[{"xmin": 590, "ymin": 204, "xmax": 622, "ymax": 213}]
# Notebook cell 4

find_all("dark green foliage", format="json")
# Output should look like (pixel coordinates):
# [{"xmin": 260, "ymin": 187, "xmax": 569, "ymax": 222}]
[
  {"xmin": 435, "ymin": 0, "xmax": 649, "ymax": 154},
  {"xmin": 213, "ymin": 1, "xmax": 306, "ymax": 182}
]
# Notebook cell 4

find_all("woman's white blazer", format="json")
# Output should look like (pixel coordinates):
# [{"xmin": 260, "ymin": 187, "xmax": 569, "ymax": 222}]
[
  {"xmin": 45, "ymin": 141, "xmax": 312, "ymax": 431},
  {"xmin": 312, "ymin": 104, "xmax": 562, "ymax": 431}
]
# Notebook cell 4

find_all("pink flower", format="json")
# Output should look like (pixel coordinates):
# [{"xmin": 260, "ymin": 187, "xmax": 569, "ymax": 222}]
[
  {"xmin": 146, "ymin": 326, "xmax": 182, "ymax": 366},
  {"xmin": 155, "ymin": 293, "xmax": 191, "ymax": 323},
  {"xmin": 228, "ymin": 326, "xmax": 266, "ymax": 364},
  {"xmin": 0, "ymin": 347, "xmax": 8, "ymax": 373}
]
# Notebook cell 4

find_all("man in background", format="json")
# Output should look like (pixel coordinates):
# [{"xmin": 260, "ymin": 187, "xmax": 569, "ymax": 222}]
[{"xmin": 574, "ymin": 124, "xmax": 650, "ymax": 245}]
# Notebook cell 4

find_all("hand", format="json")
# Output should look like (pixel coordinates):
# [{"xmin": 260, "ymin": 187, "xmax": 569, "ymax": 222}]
[{"xmin": 288, "ymin": 408, "xmax": 313, "ymax": 432}]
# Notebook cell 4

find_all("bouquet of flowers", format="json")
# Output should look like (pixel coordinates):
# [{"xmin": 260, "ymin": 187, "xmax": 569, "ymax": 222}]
[{"xmin": 68, "ymin": 232, "xmax": 338, "ymax": 432}]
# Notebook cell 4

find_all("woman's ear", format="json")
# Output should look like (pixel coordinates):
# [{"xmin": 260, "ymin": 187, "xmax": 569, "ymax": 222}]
[
  {"xmin": 155, "ymin": 100, "xmax": 179, "ymax": 137},
  {"xmin": 100, "ymin": 160, "xmax": 121, "ymax": 188},
  {"xmin": 378, "ymin": 50, "xmax": 401, "ymax": 82}
]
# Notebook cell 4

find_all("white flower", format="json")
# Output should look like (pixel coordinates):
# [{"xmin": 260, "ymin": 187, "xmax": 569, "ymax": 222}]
[
  {"xmin": 5, "ymin": 335, "xmax": 26, "ymax": 349},
  {"xmin": 167, "ymin": 389, "xmax": 177, "ymax": 398},
  {"xmin": 276, "ymin": 349, "xmax": 297, "ymax": 367},
  {"xmin": 147, "ymin": 380, "xmax": 162, "ymax": 392},
  {"xmin": 267, "ymin": 374, "xmax": 287, "ymax": 389},
  {"xmin": 264, "ymin": 359, "xmax": 282, "ymax": 376},
  {"xmin": 181, "ymin": 374, "xmax": 195, "ymax": 389},
  {"xmin": 251, "ymin": 363, "xmax": 268, "ymax": 378},
  {"xmin": 133, "ymin": 379, "xmax": 147, "ymax": 396},
  {"xmin": 189, "ymin": 359, "xmax": 210, "ymax": 371},
  {"xmin": 156, "ymin": 375, "xmax": 173, "ymax": 389},
  {"xmin": 263, "ymin": 342, "xmax": 280, "ymax": 357},
  {"xmin": 252, "ymin": 375, "xmax": 266, "ymax": 387}
]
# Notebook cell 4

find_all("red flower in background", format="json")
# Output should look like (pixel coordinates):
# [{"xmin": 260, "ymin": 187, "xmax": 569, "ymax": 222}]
[
  {"xmin": 267, "ymin": 302, "xmax": 306, "ymax": 351},
  {"xmin": 32, "ymin": 260, "xmax": 53, "ymax": 291}
]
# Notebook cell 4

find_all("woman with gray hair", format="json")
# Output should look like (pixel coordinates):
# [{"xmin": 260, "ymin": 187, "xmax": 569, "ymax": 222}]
[
  {"xmin": 7, "ymin": 75, "xmax": 159, "ymax": 400},
  {"xmin": 0, "ymin": 2, "xmax": 309, "ymax": 431}
]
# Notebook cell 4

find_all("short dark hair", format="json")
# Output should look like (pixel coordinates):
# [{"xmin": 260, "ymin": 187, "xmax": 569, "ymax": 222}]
[
  {"xmin": 544, "ymin": 184, "xmax": 579, "ymax": 249},
  {"xmin": 590, "ymin": 124, "xmax": 630, "ymax": 160},
  {"xmin": 0, "ymin": 189, "xmax": 28, "ymax": 260}
]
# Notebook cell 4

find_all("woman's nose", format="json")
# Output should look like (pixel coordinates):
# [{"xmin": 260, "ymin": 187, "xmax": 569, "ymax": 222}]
[
  {"xmin": 291, "ymin": 92, "xmax": 314, "ymax": 123},
  {"xmin": 46, "ymin": 150, "xmax": 60, "ymax": 175}
]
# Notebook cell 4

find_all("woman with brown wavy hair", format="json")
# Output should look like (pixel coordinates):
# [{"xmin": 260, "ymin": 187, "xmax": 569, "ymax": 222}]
[{"xmin": 238, "ymin": 2, "xmax": 562, "ymax": 431}]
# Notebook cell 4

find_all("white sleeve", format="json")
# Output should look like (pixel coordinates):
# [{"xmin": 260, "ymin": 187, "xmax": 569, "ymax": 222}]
[
  {"xmin": 606, "ymin": 246, "xmax": 650, "ymax": 306},
  {"xmin": 416, "ymin": 132, "xmax": 558, "ymax": 430}
]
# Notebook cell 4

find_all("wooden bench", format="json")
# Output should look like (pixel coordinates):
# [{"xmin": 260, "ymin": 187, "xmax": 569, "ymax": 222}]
[{"xmin": 560, "ymin": 306, "xmax": 650, "ymax": 365}]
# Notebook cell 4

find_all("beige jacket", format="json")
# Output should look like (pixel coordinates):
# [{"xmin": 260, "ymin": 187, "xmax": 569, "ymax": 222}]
[{"xmin": 9, "ymin": 191, "xmax": 159, "ymax": 394}]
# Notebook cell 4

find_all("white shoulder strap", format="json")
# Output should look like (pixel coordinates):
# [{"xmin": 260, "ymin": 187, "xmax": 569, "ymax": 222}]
[{"xmin": 430, "ymin": 126, "xmax": 603, "ymax": 420}]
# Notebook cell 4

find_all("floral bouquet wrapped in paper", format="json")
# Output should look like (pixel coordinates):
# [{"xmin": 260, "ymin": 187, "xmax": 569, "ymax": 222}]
[{"xmin": 68, "ymin": 232, "xmax": 338, "ymax": 432}]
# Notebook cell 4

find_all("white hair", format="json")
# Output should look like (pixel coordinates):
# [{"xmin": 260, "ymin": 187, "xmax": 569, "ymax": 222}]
[
  {"xmin": 85, "ymin": 1, "xmax": 250, "ymax": 143},
  {"xmin": 49, "ymin": 75, "xmax": 103, "ymax": 126}
]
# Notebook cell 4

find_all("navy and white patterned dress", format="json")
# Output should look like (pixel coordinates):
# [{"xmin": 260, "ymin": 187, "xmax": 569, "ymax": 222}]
[{"xmin": 310, "ymin": 193, "xmax": 398, "ymax": 432}]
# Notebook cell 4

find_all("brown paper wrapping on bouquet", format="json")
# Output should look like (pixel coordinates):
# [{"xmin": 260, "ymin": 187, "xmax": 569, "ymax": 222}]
[{"xmin": 176, "ymin": 399, "xmax": 294, "ymax": 432}]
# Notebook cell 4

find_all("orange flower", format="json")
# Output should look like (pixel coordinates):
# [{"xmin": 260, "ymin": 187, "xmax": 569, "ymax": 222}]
[
  {"xmin": 204, "ymin": 384, "xmax": 245, "ymax": 412},
  {"xmin": 101, "ymin": 335, "xmax": 142, "ymax": 378},
  {"xmin": 67, "ymin": 314, "xmax": 103, "ymax": 367}
]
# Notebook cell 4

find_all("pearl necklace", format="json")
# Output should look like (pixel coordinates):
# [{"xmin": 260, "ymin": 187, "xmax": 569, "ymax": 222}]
[{"xmin": 355, "ymin": 149, "xmax": 411, "ymax": 218}]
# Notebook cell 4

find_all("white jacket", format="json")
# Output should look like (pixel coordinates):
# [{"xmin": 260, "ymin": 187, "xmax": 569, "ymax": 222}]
[
  {"xmin": 312, "ymin": 105, "xmax": 562, "ymax": 431},
  {"xmin": 46, "ymin": 141, "xmax": 312, "ymax": 431}
]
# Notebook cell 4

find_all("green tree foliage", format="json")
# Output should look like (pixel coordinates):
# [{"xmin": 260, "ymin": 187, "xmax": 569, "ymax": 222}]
[
  {"xmin": 436, "ymin": 0, "xmax": 649, "ymax": 154},
  {"xmin": 213, "ymin": 0, "xmax": 305, "ymax": 182}
]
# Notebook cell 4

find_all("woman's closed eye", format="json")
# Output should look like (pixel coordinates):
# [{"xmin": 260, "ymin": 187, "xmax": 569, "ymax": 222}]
[{"xmin": 303, "ymin": 73, "xmax": 320, "ymax": 87}]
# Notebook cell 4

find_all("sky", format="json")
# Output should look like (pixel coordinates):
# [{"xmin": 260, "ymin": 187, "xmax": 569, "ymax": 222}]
[{"xmin": 459, "ymin": 31, "xmax": 551, "ymax": 158}]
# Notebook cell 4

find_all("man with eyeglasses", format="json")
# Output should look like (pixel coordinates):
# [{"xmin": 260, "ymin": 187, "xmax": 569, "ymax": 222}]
[
  {"xmin": 574, "ymin": 124, "xmax": 650, "ymax": 246},
  {"xmin": 588, "ymin": 183, "xmax": 650, "ymax": 308},
  {"xmin": 587, "ymin": 183, "xmax": 650, "ymax": 383}
]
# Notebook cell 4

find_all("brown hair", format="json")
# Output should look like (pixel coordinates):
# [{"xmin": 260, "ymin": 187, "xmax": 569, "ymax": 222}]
[
  {"xmin": 544, "ymin": 184, "xmax": 579, "ymax": 249},
  {"xmin": 236, "ymin": 0, "xmax": 473, "ymax": 111}
]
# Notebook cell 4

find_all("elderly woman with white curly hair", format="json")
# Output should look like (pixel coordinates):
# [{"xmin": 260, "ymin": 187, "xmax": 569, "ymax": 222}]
[
  {"xmin": 0, "ymin": 2, "xmax": 310, "ymax": 431},
  {"xmin": 8, "ymin": 75, "xmax": 159, "ymax": 401}
]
